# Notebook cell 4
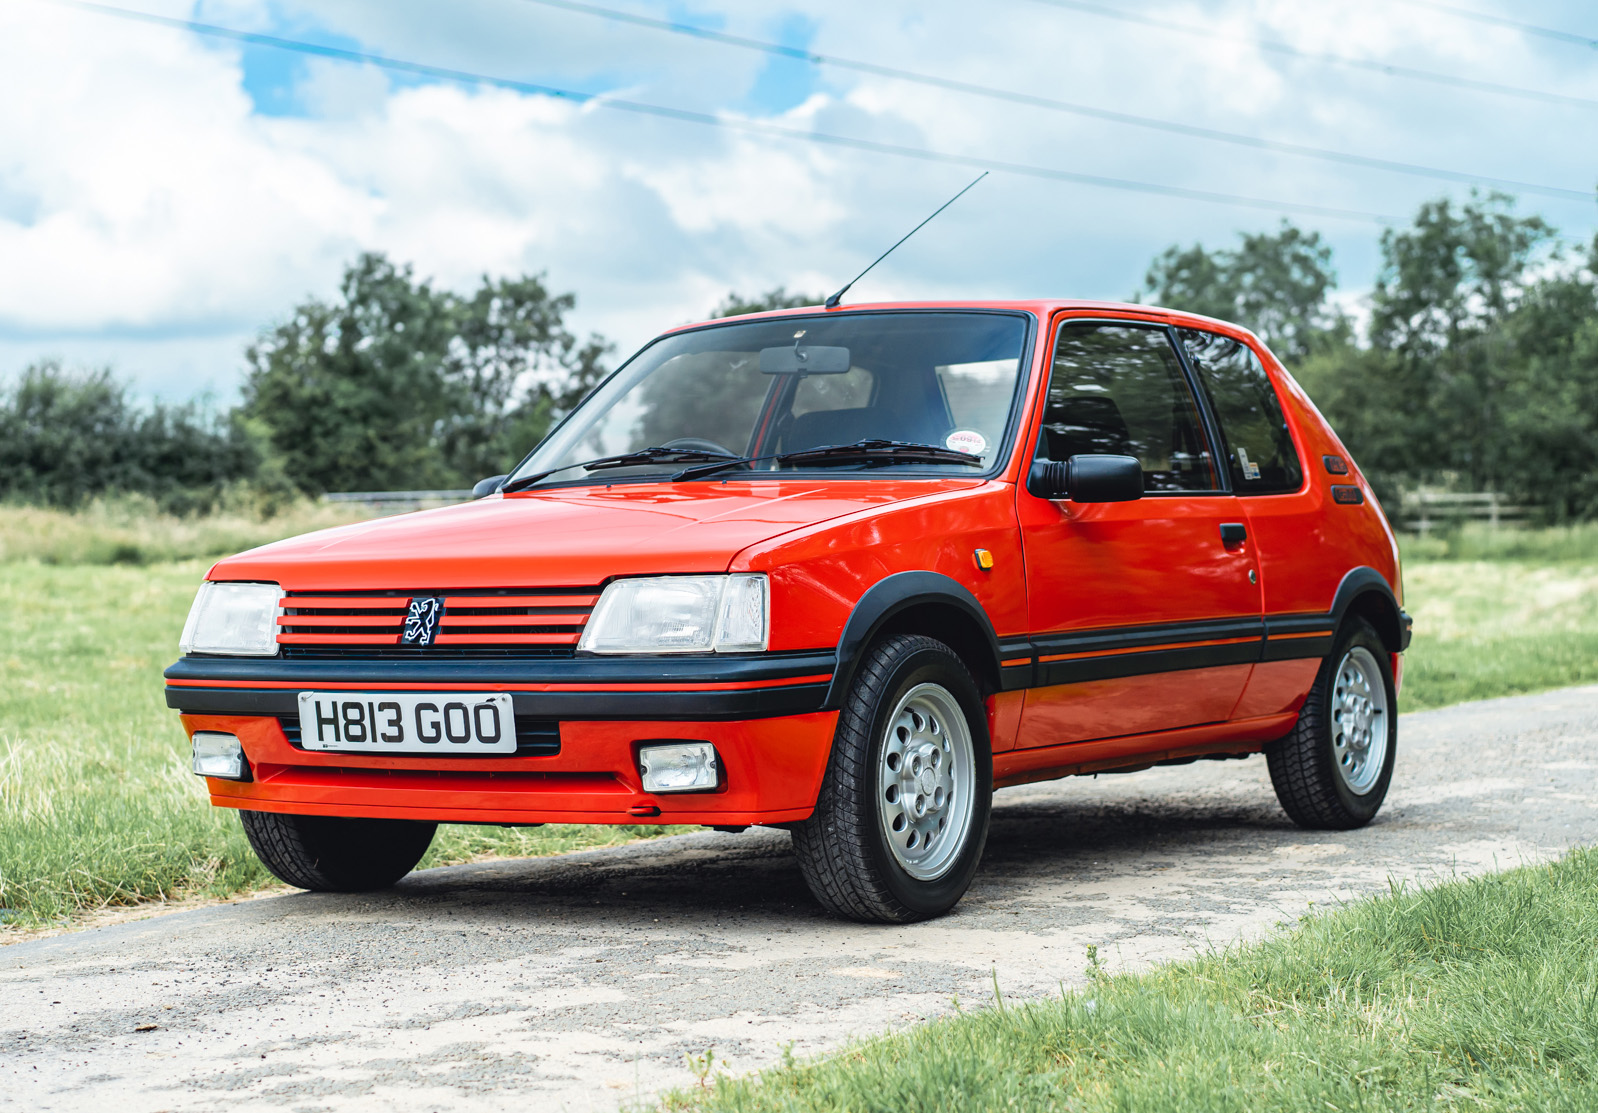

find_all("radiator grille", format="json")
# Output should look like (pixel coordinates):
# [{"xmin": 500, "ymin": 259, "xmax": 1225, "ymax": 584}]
[
  {"xmin": 277, "ymin": 587, "xmax": 597, "ymax": 655},
  {"xmin": 279, "ymin": 715, "xmax": 560, "ymax": 757}
]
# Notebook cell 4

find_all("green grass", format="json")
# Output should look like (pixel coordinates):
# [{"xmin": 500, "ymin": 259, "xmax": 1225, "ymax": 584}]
[
  {"xmin": 1400, "ymin": 538, "xmax": 1598, "ymax": 710},
  {"xmin": 0, "ymin": 559, "xmax": 687, "ymax": 930},
  {"xmin": 0, "ymin": 495, "xmax": 368, "ymax": 566},
  {"xmin": 1, "ymin": 513, "xmax": 1593, "ymax": 929},
  {"xmin": 660, "ymin": 849, "xmax": 1598, "ymax": 1112}
]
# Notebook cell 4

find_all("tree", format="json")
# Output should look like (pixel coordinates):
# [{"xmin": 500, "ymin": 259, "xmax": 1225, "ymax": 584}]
[
  {"xmin": 710, "ymin": 287, "xmax": 824, "ymax": 318},
  {"xmin": 1365, "ymin": 192, "xmax": 1560, "ymax": 493},
  {"xmin": 1369, "ymin": 191, "xmax": 1555, "ymax": 355},
  {"xmin": 0, "ymin": 361, "xmax": 255, "ymax": 511},
  {"xmin": 242, "ymin": 254, "xmax": 610, "ymax": 493},
  {"xmin": 1139, "ymin": 222, "xmax": 1344, "ymax": 361}
]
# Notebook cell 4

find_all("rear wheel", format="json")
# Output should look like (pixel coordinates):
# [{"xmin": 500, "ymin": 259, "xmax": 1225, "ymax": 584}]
[
  {"xmin": 239, "ymin": 811, "xmax": 436, "ymax": 892},
  {"xmin": 1265, "ymin": 617, "xmax": 1396, "ymax": 829},
  {"xmin": 793, "ymin": 634, "xmax": 992, "ymax": 923}
]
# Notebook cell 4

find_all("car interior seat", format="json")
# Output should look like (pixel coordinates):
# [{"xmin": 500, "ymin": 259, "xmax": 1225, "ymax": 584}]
[{"xmin": 1044, "ymin": 394, "xmax": 1134, "ymax": 459}]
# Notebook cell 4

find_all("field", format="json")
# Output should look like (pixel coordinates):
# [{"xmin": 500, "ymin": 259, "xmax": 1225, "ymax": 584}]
[
  {"xmin": 1, "ymin": 507, "xmax": 1594, "ymax": 930},
  {"xmin": 661, "ymin": 848, "xmax": 1598, "ymax": 1112},
  {"xmin": 0, "ymin": 504, "xmax": 690, "ymax": 929}
]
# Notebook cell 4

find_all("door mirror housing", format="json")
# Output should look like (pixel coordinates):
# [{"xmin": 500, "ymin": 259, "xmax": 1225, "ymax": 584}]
[
  {"xmin": 1027, "ymin": 455, "xmax": 1143, "ymax": 502},
  {"xmin": 472, "ymin": 474, "xmax": 508, "ymax": 499}
]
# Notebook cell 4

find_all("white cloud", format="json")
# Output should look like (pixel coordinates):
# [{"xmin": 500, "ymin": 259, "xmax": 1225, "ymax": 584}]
[{"xmin": 0, "ymin": 0, "xmax": 1593, "ymax": 401}]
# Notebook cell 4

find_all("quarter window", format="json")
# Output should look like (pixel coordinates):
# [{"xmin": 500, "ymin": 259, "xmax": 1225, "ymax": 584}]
[
  {"xmin": 1041, "ymin": 323, "xmax": 1218, "ymax": 492},
  {"xmin": 1178, "ymin": 329, "xmax": 1303, "ymax": 495}
]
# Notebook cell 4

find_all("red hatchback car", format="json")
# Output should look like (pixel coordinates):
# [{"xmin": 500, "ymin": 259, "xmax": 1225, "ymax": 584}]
[{"xmin": 170, "ymin": 301, "xmax": 1410, "ymax": 922}]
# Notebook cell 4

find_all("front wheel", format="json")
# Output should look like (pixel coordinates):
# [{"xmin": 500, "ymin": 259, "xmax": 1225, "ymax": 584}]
[
  {"xmin": 793, "ymin": 634, "xmax": 992, "ymax": 923},
  {"xmin": 239, "ymin": 811, "xmax": 436, "ymax": 892},
  {"xmin": 1265, "ymin": 616, "xmax": 1397, "ymax": 829}
]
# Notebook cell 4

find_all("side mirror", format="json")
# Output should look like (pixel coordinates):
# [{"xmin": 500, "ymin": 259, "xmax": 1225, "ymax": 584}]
[
  {"xmin": 1026, "ymin": 455, "xmax": 1143, "ymax": 503},
  {"xmin": 472, "ymin": 474, "xmax": 508, "ymax": 499}
]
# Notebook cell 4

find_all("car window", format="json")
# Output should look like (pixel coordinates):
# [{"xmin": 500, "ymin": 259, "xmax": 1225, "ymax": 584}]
[
  {"xmin": 513, "ymin": 311, "xmax": 1030, "ymax": 485},
  {"xmin": 1178, "ymin": 328, "xmax": 1303, "ymax": 495},
  {"xmin": 937, "ymin": 360, "xmax": 1015, "ymax": 450},
  {"xmin": 1041, "ymin": 323, "xmax": 1218, "ymax": 492},
  {"xmin": 791, "ymin": 365, "xmax": 875, "ymax": 417}
]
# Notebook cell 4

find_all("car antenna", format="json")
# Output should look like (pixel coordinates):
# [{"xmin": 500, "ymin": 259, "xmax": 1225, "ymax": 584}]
[{"xmin": 823, "ymin": 171, "xmax": 988, "ymax": 310}]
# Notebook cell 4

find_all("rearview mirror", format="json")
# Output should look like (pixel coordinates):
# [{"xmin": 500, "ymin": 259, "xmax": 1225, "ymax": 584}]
[
  {"xmin": 473, "ymin": 474, "xmax": 507, "ymax": 499},
  {"xmin": 1026, "ymin": 455, "xmax": 1143, "ymax": 503},
  {"xmin": 759, "ymin": 345, "xmax": 851, "ymax": 374}
]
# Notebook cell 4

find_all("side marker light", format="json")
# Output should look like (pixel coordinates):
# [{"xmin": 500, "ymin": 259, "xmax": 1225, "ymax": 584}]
[
  {"xmin": 1331, "ymin": 485, "xmax": 1365, "ymax": 505},
  {"xmin": 973, "ymin": 548, "xmax": 995, "ymax": 571}
]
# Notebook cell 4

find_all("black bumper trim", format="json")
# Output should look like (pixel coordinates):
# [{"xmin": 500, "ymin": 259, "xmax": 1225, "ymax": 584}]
[
  {"xmin": 165, "ymin": 650, "xmax": 836, "ymax": 687},
  {"xmin": 170, "ymin": 683, "xmax": 832, "ymax": 722}
]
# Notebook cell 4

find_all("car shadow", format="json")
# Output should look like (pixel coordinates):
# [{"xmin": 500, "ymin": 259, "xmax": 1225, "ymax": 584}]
[{"xmin": 245, "ymin": 777, "xmax": 1307, "ymax": 930}]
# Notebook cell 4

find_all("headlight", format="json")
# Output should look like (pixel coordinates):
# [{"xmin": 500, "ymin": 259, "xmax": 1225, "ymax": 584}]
[
  {"xmin": 579, "ymin": 574, "xmax": 768, "ymax": 654},
  {"xmin": 179, "ymin": 582, "xmax": 282, "ymax": 656}
]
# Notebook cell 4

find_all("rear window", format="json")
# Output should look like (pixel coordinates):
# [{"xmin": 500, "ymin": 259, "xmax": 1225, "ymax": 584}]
[{"xmin": 1179, "ymin": 329, "xmax": 1303, "ymax": 495}]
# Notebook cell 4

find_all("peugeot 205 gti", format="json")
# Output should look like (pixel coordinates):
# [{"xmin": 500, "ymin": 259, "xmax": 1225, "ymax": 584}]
[{"xmin": 169, "ymin": 301, "xmax": 1411, "ymax": 923}]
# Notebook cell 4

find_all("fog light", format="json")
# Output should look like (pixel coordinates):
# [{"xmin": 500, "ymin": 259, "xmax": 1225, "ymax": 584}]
[
  {"xmin": 191, "ymin": 731, "xmax": 250, "ymax": 782},
  {"xmin": 638, "ymin": 741, "xmax": 719, "ymax": 794}
]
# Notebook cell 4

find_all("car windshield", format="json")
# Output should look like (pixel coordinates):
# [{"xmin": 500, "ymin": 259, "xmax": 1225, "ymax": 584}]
[{"xmin": 507, "ymin": 311, "xmax": 1031, "ymax": 488}]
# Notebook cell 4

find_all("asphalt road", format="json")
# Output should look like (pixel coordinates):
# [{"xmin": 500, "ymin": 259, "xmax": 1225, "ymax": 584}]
[{"xmin": 6, "ymin": 685, "xmax": 1598, "ymax": 1112}]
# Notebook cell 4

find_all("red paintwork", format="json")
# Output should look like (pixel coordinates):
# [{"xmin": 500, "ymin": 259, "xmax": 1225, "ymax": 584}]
[
  {"xmin": 191, "ymin": 711, "xmax": 837, "ymax": 825},
  {"xmin": 183, "ymin": 298, "xmax": 1404, "ymax": 826}
]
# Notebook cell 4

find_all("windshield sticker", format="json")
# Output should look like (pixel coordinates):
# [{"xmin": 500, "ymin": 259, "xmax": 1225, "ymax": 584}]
[{"xmin": 945, "ymin": 429, "xmax": 988, "ymax": 457}]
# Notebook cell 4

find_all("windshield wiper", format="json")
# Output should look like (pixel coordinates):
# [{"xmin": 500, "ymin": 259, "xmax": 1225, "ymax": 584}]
[
  {"xmin": 673, "ymin": 440, "xmax": 984, "ymax": 481},
  {"xmin": 502, "ymin": 446, "xmax": 740, "ymax": 493}
]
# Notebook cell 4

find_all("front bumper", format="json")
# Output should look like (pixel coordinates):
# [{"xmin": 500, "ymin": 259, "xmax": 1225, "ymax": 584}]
[{"xmin": 168, "ymin": 651, "xmax": 839, "ymax": 825}]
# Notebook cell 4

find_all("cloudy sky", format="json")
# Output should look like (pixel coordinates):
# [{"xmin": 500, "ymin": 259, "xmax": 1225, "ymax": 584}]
[{"xmin": 2, "ymin": 0, "xmax": 1594, "ymax": 402}]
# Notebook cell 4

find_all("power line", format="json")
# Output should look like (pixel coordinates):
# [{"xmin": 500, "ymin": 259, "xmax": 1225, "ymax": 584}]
[
  {"xmin": 1026, "ymin": 0, "xmax": 1598, "ymax": 112},
  {"xmin": 40, "ymin": 0, "xmax": 1394, "ymax": 225},
  {"xmin": 512, "ymin": 0, "xmax": 1593, "ymax": 203},
  {"xmin": 1382, "ymin": 0, "xmax": 1598, "ymax": 51}
]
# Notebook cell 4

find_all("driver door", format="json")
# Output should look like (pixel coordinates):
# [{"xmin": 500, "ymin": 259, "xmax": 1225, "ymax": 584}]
[{"xmin": 1015, "ymin": 320, "xmax": 1262, "ymax": 748}]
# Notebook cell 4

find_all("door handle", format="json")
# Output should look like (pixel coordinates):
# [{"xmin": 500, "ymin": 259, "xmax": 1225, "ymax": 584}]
[{"xmin": 1219, "ymin": 522, "xmax": 1247, "ymax": 546}]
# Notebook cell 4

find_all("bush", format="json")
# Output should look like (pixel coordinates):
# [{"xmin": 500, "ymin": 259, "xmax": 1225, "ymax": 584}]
[{"xmin": 0, "ymin": 362, "xmax": 257, "ymax": 513}]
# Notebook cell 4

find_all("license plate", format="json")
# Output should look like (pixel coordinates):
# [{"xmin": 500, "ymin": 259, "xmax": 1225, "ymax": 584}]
[{"xmin": 296, "ymin": 692, "xmax": 517, "ymax": 754}]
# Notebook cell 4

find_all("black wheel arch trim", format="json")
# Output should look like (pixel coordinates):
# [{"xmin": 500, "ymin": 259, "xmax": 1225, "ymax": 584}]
[
  {"xmin": 1329, "ymin": 566, "xmax": 1411, "ymax": 652},
  {"xmin": 822, "ymin": 572, "xmax": 1007, "ymax": 710}
]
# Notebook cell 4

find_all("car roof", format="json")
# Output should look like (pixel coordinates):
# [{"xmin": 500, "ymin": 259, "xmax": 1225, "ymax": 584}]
[{"xmin": 666, "ymin": 299, "xmax": 1262, "ymax": 347}]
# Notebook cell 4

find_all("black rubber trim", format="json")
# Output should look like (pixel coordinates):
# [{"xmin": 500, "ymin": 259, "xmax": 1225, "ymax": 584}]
[
  {"xmin": 1030, "ymin": 616, "xmax": 1264, "ymax": 658},
  {"xmin": 1263, "ymin": 613, "xmax": 1336, "ymax": 638},
  {"xmin": 166, "ymin": 650, "xmax": 835, "ymax": 687},
  {"xmin": 823, "ymin": 572, "xmax": 1005, "ymax": 709},
  {"xmin": 170, "ymin": 683, "xmax": 830, "ymax": 722},
  {"xmin": 1038, "ymin": 639, "xmax": 1263, "ymax": 686},
  {"xmin": 1329, "ymin": 566, "xmax": 1408, "ymax": 653}
]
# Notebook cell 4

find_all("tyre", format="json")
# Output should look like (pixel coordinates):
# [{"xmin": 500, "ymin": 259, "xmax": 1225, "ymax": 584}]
[
  {"xmin": 1265, "ymin": 616, "xmax": 1397, "ymax": 829},
  {"xmin": 239, "ymin": 810, "xmax": 437, "ymax": 892},
  {"xmin": 793, "ymin": 634, "xmax": 992, "ymax": 923}
]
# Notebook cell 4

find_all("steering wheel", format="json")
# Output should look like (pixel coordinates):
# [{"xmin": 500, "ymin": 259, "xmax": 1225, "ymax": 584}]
[{"xmin": 661, "ymin": 436, "xmax": 737, "ymax": 457}]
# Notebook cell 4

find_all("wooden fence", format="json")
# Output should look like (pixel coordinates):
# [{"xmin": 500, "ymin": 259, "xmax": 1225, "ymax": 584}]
[
  {"xmin": 1395, "ymin": 489, "xmax": 1527, "ymax": 533},
  {"xmin": 321, "ymin": 490, "xmax": 472, "ymax": 514}
]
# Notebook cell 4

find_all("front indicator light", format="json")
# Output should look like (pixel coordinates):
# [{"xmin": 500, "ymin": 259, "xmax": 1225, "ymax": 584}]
[
  {"xmin": 191, "ymin": 731, "xmax": 251, "ymax": 781},
  {"xmin": 638, "ymin": 741, "xmax": 719, "ymax": 793}
]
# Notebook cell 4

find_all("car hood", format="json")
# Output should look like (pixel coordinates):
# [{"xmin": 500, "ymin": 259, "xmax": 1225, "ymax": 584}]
[{"xmin": 209, "ymin": 479, "xmax": 983, "ymax": 589}]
